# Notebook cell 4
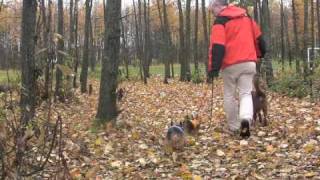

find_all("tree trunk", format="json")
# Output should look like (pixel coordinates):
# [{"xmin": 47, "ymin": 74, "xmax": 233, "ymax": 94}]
[
  {"xmin": 185, "ymin": 0, "xmax": 191, "ymax": 81},
  {"xmin": 90, "ymin": 16, "xmax": 96, "ymax": 72},
  {"xmin": 162, "ymin": 0, "xmax": 172, "ymax": 83},
  {"xmin": 177, "ymin": 0, "xmax": 186, "ymax": 81},
  {"xmin": 73, "ymin": 0, "xmax": 79, "ymax": 88},
  {"xmin": 55, "ymin": 0, "xmax": 64, "ymax": 100},
  {"xmin": 317, "ymin": 0, "xmax": 320, "ymax": 52},
  {"xmin": 292, "ymin": 0, "xmax": 301, "ymax": 73},
  {"xmin": 303, "ymin": 0, "xmax": 309, "ymax": 76},
  {"xmin": 69, "ymin": 0, "xmax": 74, "ymax": 51},
  {"xmin": 137, "ymin": 0, "xmax": 145, "ymax": 82},
  {"xmin": 284, "ymin": 12, "xmax": 292, "ymax": 68},
  {"xmin": 261, "ymin": 0, "xmax": 273, "ymax": 86},
  {"xmin": 80, "ymin": 0, "xmax": 92, "ymax": 93},
  {"xmin": 194, "ymin": 0, "xmax": 199, "ymax": 71},
  {"xmin": 43, "ymin": 0, "xmax": 51, "ymax": 99},
  {"xmin": 156, "ymin": 0, "xmax": 167, "ymax": 82},
  {"xmin": 280, "ymin": 0, "xmax": 285, "ymax": 71},
  {"xmin": 133, "ymin": 0, "xmax": 143, "ymax": 81},
  {"xmin": 96, "ymin": 0, "xmax": 121, "ymax": 123},
  {"xmin": 142, "ymin": 0, "xmax": 149, "ymax": 84},
  {"xmin": 253, "ymin": 0, "xmax": 259, "ymax": 23},
  {"xmin": 202, "ymin": 0, "xmax": 209, "ymax": 79},
  {"xmin": 310, "ymin": 0, "xmax": 315, "ymax": 70},
  {"xmin": 20, "ymin": 0, "xmax": 37, "ymax": 124}
]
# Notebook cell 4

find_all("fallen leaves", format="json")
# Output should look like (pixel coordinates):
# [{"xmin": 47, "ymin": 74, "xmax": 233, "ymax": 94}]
[{"xmin": 41, "ymin": 77, "xmax": 320, "ymax": 179}]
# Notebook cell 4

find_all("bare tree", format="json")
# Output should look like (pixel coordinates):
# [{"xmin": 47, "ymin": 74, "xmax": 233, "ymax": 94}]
[
  {"xmin": 80, "ymin": 0, "xmax": 93, "ymax": 93},
  {"xmin": 303, "ymin": 0, "xmax": 309, "ymax": 75},
  {"xmin": 162, "ymin": 0, "xmax": 173, "ymax": 83},
  {"xmin": 96, "ymin": 0, "xmax": 121, "ymax": 123},
  {"xmin": 177, "ymin": 0, "xmax": 185, "ymax": 81},
  {"xmin": 185, "ymin": 0, "xmax": 191, "ymax": 81},
  {"xmin": 20, "ymin": 0, "xmax": 37, "ymax": 123},
  {"xmin": 261, "ymin": 0, "xmax": 274, "ymax": 85},
  {"xmin": 280, "ymin": 0, "xmax": 285, "ymax": 71},
  {"xmin": 194, "ymin": 0, "xmax": 199, "ymax": 71},
  {"xmin": 292, "ymin": 0, "xmax": 301, "ymax": 73},
  {"xmin": 73, "ymin": 0, "xmax": 79, "ymax": 88},
  {"xmin": 55, "ymin": 0, "xmax": 64, "ymax": 100},
  {"xmin": 202, "ymin": 0, "xmax": 209, "ymax": 78}
]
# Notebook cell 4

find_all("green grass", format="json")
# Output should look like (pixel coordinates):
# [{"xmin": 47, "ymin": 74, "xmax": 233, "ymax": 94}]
[
  {"xmin": 0, "ymin": 70, "xmax": 20, "ymax": 84},
  {"xmin": 89, "ymin": 63, "xmax": 207, "ymax": 80}
]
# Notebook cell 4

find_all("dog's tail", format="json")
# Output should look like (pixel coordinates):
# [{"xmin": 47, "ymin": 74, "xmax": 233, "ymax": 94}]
[{"xmin": 253, "ymin": 75, "xmax": 265, "ymax": 98}]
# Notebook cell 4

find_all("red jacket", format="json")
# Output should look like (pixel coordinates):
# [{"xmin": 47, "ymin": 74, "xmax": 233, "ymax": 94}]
[{"xmin": 208, "ymin": 5, "xmax": 266, "ymax": 72}]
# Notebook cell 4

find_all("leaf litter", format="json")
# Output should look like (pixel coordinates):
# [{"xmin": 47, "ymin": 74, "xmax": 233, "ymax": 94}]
[{"xmin": 52, "ymin": 77, "xmax": 320, "ymax": 179}]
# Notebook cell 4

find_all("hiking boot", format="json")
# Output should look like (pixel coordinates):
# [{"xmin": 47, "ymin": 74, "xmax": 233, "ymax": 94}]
[{"xmin": 240, "ymin": 119, "xmax": 250, "ymax": 139}]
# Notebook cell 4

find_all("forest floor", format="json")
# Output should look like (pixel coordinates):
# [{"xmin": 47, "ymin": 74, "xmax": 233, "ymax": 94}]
[{"xmin": 49, "ymin": 77, "xmax": 320, "ymax": 179}]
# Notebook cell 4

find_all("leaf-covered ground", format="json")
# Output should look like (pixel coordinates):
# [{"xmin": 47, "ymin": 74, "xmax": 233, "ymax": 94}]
[{"xmin": 55, "ymin": 77, "xmax": 320, "ymax": 179}]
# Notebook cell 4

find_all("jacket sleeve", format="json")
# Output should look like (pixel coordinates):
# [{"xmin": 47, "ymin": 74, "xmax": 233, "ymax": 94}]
[{"xmin": 208, "ymin": 24, "xmax": 226, "ymax": 72}]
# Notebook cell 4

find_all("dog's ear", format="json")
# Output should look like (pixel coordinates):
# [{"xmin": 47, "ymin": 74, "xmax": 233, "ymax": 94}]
[{"xmin": 170, "ymin": 121, "xmax": 174, "ymax": 126}]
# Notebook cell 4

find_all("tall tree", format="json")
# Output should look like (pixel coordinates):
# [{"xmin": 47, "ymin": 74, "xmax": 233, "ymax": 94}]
[
  {"xmin": 292, "ymin": 0, "xmax": 301, "ymax": 73},
  {"xmin": 177, "ymin": 0, "xmax": 186, "ymax": 81},
  {"xmin": 317, "ymin": 0, "xmax": 320, "ymax": 50},
  {"xmin": 80, "ymin": 0, "xmax": 92, "ymax": 93},
  {"xmin": 73, "ymin": 0, "xmax": 79, "ymax": 88},
  {"xmin": 20, "ymin": 0, "xmax": 37, "ymax": 123},
  {"xmin": 284, "ymin": 11, "xmax": 292, "ymax": 67},
  {"xmin": 96, "ymin": 0, "xmax": 121, "ymax": 122},
  {"xmin": 69, "ymin": 0, "xmax": 74, "ymax": 52},
  {"xmin": 185, "ymin": 0, "xmax": 191, "ymax": 81},
  {"xmin": 202, "ymin": 0, "xmax": 209, "ymax": 77},
  {"xmin": 55, "ymin": 0, "xmax": 64, "ymax": 100},
  {"xmin": 43, "ymin": 0, "xmax": 51, "ymax": 99},
  {"xmin": 303, "ymin": 0, "xmax": 309, "ymax": 75},
  {"xmin": 261, "ymin": 0, "xmax": 273, "ymax": 85},
  {"xmin": 193, "ymin": 0, "xmax": 199, "ymax": 71},
  {"xmin": 162, "ymin": 0, "xmax": 173, "ymax": 83},
  {"xmin": 142, "ymin": 0, "xmax": 151, "ymax": 83},
  {"xmin": 280, "ymin": 0, "xmax": 285, "ymax": 71},
  {"xmin": 133, "ymin": 0, "xmax": 143, "ymax": 81},
  {"xmin": 310, "ymin": 0, "xmax": 315, "ymax": 70}
]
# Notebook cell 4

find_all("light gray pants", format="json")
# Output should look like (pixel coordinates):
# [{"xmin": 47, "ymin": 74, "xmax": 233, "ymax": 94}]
[{"xmin": 221, "ymin": 62, "xmax": 256, "ymax": 131}]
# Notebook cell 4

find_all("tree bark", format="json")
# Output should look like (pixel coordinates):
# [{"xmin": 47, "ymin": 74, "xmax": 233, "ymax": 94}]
[
  {"xmin": 177, "ymin": 0, "xmax": 186, "ymax": 81},
  {"xmin": 55, "ymin": 0, "xmax": 64, "ymax": 100},
  {"xmin": 303, "ymin": 0, "xmax": 309, "ymax": 76},
  {"xmin": 69, "ymin": 0, "xmax": 74, "ymax": 51},
  {"xmin": 96, "ymin": 0, "xmax": 121, "ymax": 123},
  {"xmin": 193, "ymin": 0, "xmax": 199, "ymax": 71},
  {"xmin": 261, "ymin": 0, "xmax": 274, "ymax": 86},
  {"xmin": 280, "ymin": 0, "xmax": 285, "ymax": 71},
  {"xmin": 317, "ymin": 0, "xmax": 320, "ymax": 53},
  {"xmin": 284, "ymin": 11, "xmax": 292, "ymax": 68},
  {"xmin": 185, "ymin": 0, "xmax": 191, "ymax": 81},
  {"xmin": 73, "ymin": 0, "xmax": 79, "ymax": 88},
  {"xmin": 162, "ymin": 0, "xmax": 172, "ymax": 83},
  {"xmin": 80, "ymin": 0, "xmax": 92, "ymax": 93},
  {"xmin": 292, "ymin": 0, "xmax": 301, "ymax": 73},
  {"xmin": 202, "ymin": 0, "xmax": 209, "ymax": 79},
  {"xmin": 20, "ymin": 0, "xmax": 37, "ymax": 124}
]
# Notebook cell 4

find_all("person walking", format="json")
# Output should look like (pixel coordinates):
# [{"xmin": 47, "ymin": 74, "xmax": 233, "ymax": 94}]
[{"xmin": 208, "ymin": 0, "xmax": 266, "ymax": 138}]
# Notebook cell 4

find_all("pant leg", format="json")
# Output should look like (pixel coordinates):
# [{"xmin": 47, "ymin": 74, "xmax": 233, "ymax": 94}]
[
  {"xmin": 238, "ymin": 62, "xmax": 256, "ymax": 125},
  {"xmin": 222, "ymin": 69, "xmax": 239, "ymax": 131}
]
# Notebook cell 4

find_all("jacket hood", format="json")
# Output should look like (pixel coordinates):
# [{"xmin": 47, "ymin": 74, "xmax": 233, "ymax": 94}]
[{"xmin": 218, "ymin": 5, "xmax": 247, "ymax": 18}]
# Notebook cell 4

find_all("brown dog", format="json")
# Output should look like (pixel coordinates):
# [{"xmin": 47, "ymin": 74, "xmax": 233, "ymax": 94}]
[{"xmin": 251, "ymin": 74, "xmax": 268, "ymax": 126}]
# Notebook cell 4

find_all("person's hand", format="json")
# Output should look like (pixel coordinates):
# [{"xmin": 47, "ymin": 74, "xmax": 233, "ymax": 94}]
[{"xmin": 208, "ymin": 70, "xmax": 219, "ymax": 79}]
